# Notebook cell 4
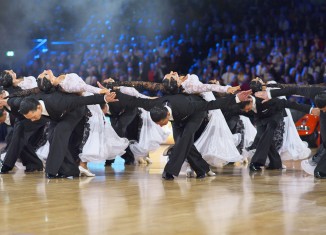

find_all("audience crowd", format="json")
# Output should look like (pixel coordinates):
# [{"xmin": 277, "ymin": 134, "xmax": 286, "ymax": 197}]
[{"xmin": 4, "ymin": 0, "xmax": 326, "ymax": 94}]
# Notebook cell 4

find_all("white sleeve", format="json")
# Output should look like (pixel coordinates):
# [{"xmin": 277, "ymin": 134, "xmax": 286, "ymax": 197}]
[
  {"xmin": 119, "ymin": 86, "xmax": 150, "ymax": 99},
  {"xmin": 81, "ymin": 83, "xmax": 102, "ymax": 94},
  {"xmin": 182, "ymin": 74, "xmax": 229, "ymax": 93},
  {"xmin": 18, "ymin": 76, "xmax": 38, "ymax": 89},
  {"xmin": 60, "ymin": 73, "xmax": 101, "ymax": 94}
]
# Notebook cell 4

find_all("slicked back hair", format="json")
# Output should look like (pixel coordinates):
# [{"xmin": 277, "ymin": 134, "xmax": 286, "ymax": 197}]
[{"xmin": 150, "ymin": 106, "xmax": 168, "ymax": 122}]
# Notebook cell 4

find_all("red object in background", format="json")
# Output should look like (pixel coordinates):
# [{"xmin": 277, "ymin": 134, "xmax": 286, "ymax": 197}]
[
  {"xmin": 240, "ymin": 82, "xmax": 250, "ymax": 91},
  {"xmin": 295, "ymin": 114, "xmax": 321, "ymax": 147}
]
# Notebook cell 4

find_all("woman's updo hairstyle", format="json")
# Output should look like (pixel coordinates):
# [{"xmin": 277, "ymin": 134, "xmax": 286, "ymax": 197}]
[
  {"xmin": 0, "ymin": 71, "xmax": 13, "ymax": 88},
  {"xmin": 162, "ymin": 78, "xmax": 179, "ymax": 95},
  {"xmin": 249, "ymin": 80, "xmax": 263, "ymax": 93},
  {"xmin": 37, "ymin": 77, "xmax": 55, "ymax": 93}
]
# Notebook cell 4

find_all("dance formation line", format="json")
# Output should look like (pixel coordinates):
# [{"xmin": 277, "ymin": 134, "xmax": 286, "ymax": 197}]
[{"xmin": 0, "ymin": 70, "xmax": 323, "ymax": 179}]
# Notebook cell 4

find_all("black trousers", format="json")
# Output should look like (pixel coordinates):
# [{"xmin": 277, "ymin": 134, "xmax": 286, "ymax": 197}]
[
  {"xmin": 110, "ymin": 108, "xmax": 139, "ymax": 163},
  {"xmin": 250, "ymin": 118, "xmax": 283, "ymax": 168},
  {"xmin": 45, "ymin": 108, "xmax": 85, "ymax": 176},
  {"xmin": 110, "ymin": 108, "xmax": 139, "ymax": 138},
  {"xmin": 164, "ymin": 111, "xmax": 210, "ymax": 176},
  {"xmin": 314, "ymin": 112, "xmax": 326, "ymax": 174},
  {"xmin": 2, "ymin": 119, "xmax": 47, "ymax": 170}
]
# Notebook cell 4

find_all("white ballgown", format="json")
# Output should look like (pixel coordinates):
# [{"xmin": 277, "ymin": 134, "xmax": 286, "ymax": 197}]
[{"xmin": 79, "ymin": 94, "xmax": 129, "ymax": 162}]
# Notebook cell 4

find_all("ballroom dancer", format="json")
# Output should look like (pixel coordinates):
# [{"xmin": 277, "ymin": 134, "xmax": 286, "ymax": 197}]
[
  {"xmin": 0, "ymin": 70, "xmax": 37, "ymax": 91},
  {"xmin": 255, "ymin": 84, "xmax": 326, "ymax": 178},
  {"xmin": 244, "ymin": 79, "xmax": 317, "ymax": 172}
]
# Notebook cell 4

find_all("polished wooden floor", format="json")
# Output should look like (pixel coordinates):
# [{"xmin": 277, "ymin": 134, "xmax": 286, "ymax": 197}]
[{"xmin": 0, "ymin": 146, "xmax": 325, "ymax": 235}]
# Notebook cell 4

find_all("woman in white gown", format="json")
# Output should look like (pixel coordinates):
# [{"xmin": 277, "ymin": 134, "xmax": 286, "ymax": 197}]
[
  {"xmin": 0, "ymin": 69, "xmax": 38, "ymax": 90},
  {"xmin": 37, "ymin": 70, "xmax": 129, "ymax": 176}
]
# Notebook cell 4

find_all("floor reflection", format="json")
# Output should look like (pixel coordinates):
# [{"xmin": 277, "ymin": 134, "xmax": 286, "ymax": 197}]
[{"xmin": 1, "ymin": 153, "xmax": 326, "ymax": 234}]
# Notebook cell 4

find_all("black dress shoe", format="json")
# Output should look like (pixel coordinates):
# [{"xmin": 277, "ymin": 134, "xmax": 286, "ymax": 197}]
[
  {"xmin": 46, "ymin": 173, "xmax": 58, "ymax": 179},
  {"xmin": 163, "ymin": 145, "xmax": 174, "ymax": 156},
  {"xmin": 0, "ymin": 164, "xmax": 12, "ymax": 174},
  {"xmin": 265, "ymin": 166, "xmax": 283, "ymax": 170},
  {"xmin": 124, "ymin": 160, "xmax": 135, "ymax": 165},
  {"xmin": 245, "ymin": 144, "xmax": 257, "ymax": 152},
  {"xmin": 162, "ymin": 171, "xmax": 174, "ymax": 180},
  {"xmin": 196, "ymin": 174, "xmax": 206, "ymax": 179},
  {"xmin": 314, "ymin": 171, "xmax": 326, "ymax": 179},
  {"xmin": 57, "ymin": 173, "xmax": 79, "ymax": 178},
  {"xmin": 105, "ymin": 159, "xmax": 115, "ymax": 167},
  {"xmin": 25, "ymin": 168, "xmax": 43, "ymax": 173},
  {"xmin": 57, "ymin": 174, "xmax": 69, "ymax": 178},
  {"xmin": 249, "ymin": 163, "xmax": 262, "ymax": 172}
]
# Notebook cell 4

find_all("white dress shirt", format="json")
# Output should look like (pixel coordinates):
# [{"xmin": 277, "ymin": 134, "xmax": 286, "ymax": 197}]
[
  {"xmin": 4, "ymin": 111, "xmax": 10, "ymax": 126},
  {"xmin": 164, "ymin": 105, "xmax": 174, "ymax": 121},
  {"xmin": 39, "ymin": 100, "xmax": 50, "ymax": 116}
]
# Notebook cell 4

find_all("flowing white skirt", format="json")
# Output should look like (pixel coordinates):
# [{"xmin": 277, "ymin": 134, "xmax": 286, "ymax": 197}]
[
  {"xmin": 130, "ymin": 108, "xmax": 170, "ymax": 161},
  {"xmin": 194, "ymin": 109, "xmax": 243, "ymax": 167},
  {"xmin": 79, "ymin": 104, "xmax": 129, "ymax": 162},
  {"xmin": 36, "ymin": 141, "xmax": 50, "ymax": 161},
  {"xmin": 36, "ymin": 104, "xmax": 129, "ymax": 162},
  {"xmin": 279, "ymin": 109, "xmax": 311, "ymax": 160},
  {"xmin": 240, "ymin": 115, "xmax": 257, "ymax": 160},
  {"xmin": 240, "ymin": 115, "xmax": 257, "ymax": 150}
]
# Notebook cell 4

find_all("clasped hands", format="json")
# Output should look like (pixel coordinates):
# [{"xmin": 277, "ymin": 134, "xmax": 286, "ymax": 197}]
[
  {"xmin": 227, "ymin": 85, "xmax": 241, "ymax": 94},
  {"xmin": 96, "ymin": 81, "xmax": 118, "ymax": 103},
  {"xmin": 254, "ymin": 90, "xmax": 320, "ymax": 116},
  {"xmin": 236, "ymin": 90, "xmax": 252, "ymax": 102},
  {"xmin": 0, "ymin": 99, "xmax": 8, "ymax": 109},
  {"xmin": 103, "ymin": 78, "xmax": 115, "ymax": 83},
  {"xmin": 104, "ymin": 91, "xmax": 118, "ymax": 103}
]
